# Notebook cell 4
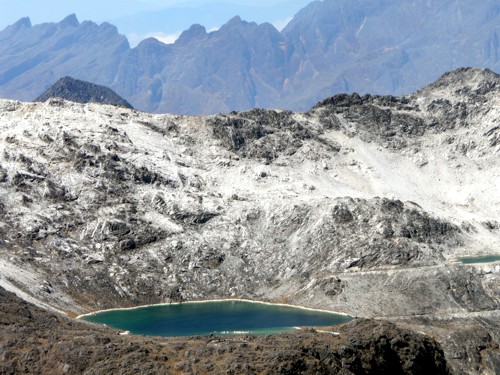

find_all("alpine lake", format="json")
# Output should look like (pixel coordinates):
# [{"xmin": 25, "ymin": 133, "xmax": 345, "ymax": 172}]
[
  {"xmin": 458, "ymin": 254, "xmax": 500, "ymax": 264},
  {"xmin": 80, "ymin": 300, "xmax": 352, "ymax": 337}
]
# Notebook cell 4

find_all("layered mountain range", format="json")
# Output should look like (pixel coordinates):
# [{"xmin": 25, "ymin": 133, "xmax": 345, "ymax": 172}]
[
  {"xmin": 2, "ymin": 0, "xmax": 500, "ymax": 115},
  {"xmin": 0, "ymin": 67, "xmax": 498, "ymax": 373}
]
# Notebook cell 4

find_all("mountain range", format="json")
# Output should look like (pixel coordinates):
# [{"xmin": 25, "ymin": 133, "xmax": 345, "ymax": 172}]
[{"xmin": 1, "ymin": 0, "xmax": 500, "ymax": 115}]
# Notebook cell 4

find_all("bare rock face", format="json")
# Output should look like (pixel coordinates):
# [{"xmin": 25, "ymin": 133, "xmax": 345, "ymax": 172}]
[
  {"xmin": 0, "ymin": 68, "xmax": 498, "ymax": 373},
  {"xmin": 211, "ymin": 109, "xmax": 316, "ymax": 161},
  {"xmin": 397, "ymin": 315, "xmax": 500, "ymax": 375}
]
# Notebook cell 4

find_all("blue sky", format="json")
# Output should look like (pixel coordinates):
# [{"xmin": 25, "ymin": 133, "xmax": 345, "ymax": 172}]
[{"xmin": 0, "ymin": 0, "xmax": 313, "ymax": 46}]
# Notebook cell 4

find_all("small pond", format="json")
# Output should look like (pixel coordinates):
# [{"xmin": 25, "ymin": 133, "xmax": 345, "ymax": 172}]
[
  {"xmin": 458, "ymin": 255, "xmax": 500, "ymax": 264},
  {"xmin": 80, "ymin": 300, "xmax": 352, "ymax": 337}
]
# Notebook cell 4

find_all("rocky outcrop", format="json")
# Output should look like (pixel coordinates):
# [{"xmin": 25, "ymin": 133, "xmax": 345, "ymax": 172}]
[
  {"xmin": 35, "ymin": 76, "xmax": 133, "ymax": 108},
  {"xmin": 396, "ymin": 314, "xmax": 500, "ymax": 375},
  {"xmin": 210, "ymin": 109, "xmax": 317, "ymax": 161}
]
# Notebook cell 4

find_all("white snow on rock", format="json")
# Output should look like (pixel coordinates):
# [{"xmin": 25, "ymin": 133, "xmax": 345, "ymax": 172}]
[{"xmin": 0, "ymin": 68, "xmax": 498, "ymax": 318}]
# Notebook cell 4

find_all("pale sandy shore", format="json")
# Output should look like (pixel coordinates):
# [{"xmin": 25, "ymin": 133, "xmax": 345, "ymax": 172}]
[{"xmin": 76, "ymin": 298, "xmax": 352, "ymax": 319}]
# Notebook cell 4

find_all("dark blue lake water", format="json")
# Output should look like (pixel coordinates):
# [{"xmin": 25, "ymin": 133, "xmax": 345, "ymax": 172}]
[
  {"xmin": 458, "ymin": 255, "xmax": 500, "ymax": 264},
  {"xmin": 80, "ymin": 300, "xmax": 352, "ymax": 337}
]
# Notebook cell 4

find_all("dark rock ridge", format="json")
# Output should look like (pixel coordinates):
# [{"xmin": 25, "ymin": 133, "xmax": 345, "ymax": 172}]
[
  {"xmin": 0, "ymin": 68, "xmax": 498, "ymax": 374},
  {"xmin": 0, "ymin": 286, "xmax": 451, "ymax": 374},
  {"xmin": 34, "ymin": 76, "xmax": 133, "ymax": 108},
  {"xmin": 2, "ymin": 1, "xmax": 500, "ymax": 114}
]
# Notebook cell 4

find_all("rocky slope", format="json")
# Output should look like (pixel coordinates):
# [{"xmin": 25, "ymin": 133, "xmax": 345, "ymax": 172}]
[
  {"xmin": 3, "ymin": 1, "xmax": 500, "ymax": 114},
  {"xmin": 0, "ymin": 67, "xmax": 499, "ymax": 373},
  {"xmin": 34, "ymin": 76, "xmax": 133, "ymax": 109}
]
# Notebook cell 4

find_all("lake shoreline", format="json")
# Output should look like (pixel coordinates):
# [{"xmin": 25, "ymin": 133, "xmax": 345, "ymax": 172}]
[
  {"xmin": 76, "ymin": 298, "xmax": 352, "ymax": 320},
  {"xmin": 453, "ymin": 254, "xmax": 500, "ymax": 264}
]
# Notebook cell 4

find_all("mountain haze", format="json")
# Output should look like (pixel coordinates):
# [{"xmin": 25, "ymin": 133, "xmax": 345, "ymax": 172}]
[{"xmin": 1, "ymin": 1, "xmax": 500, "ymax": 115}]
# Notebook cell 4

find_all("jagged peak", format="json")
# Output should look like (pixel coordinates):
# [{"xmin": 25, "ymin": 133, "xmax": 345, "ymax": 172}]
[
  {"xmin": 219, "ymin": 15, "xmax": 257, "ymax": 32},
  {"xmin": 176, "ymin": 24, "xmax": 207, "ymax": 45},
  {"xmin": 256, "ymin": 22, "xmax": 280, "ymax": 34},
  {"xmin": 99, "ymin": 21, "xmax": 119, "ymax": 33},
  {"xmin": 14, "ymin": 16, "xmax": 32, "ymax": 29},
  {"xmin": 226, "ymin": 15, "xmax": 243, "ymax": 25},
  {"xmin": 2, "ymin": 17, "xmax": 32, "ymax": 35},
  {"xmin": 137, "ymin": 37, "xmax": 168, "ymax": 47},
  {"xmin": 418, "ymin": 67, "xmax": 500, "ymax": 96},
  {"xmin": 56, "ymin": 76, "xmax": 78, "ymax": 84},
  {"xmin": 59, "ymin": 14, "xmax": 79, "ymax": 28},
  {"xmin": 436, "ymin": 67, "xmax": 500, "ymax": 83}
]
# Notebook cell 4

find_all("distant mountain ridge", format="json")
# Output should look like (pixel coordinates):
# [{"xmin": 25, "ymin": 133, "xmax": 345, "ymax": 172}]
[
  {"xmin": 1, "ymin": 0, "xmax": 500, "ymax": 115},
  {"xmin": 35, "ymin": 76, "xmax": 133, "ymax": 108}
]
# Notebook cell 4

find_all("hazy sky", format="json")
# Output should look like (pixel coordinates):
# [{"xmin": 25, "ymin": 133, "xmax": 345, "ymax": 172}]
[{"xmin": 0, "ymin": 0, "xmax": 313, "ymax": 46}]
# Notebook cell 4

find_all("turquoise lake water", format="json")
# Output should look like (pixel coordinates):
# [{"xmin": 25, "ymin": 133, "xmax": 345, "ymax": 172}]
[
  {"xmin": 458, "ymin": 255, "xmax": 500, "ymax": 264},
  {"xmin": 81, "ymin": 300, "xmax": 352, "ymax": 337}
]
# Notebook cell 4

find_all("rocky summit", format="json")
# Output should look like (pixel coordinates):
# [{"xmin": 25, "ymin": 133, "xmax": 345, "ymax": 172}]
[
  {"xmin": 0, "ymin": 67, "xmax": 499, "ymax": 374},
  {"xmin": 35, "ymin": 76, "xmax": 133, "ymax": 109}
]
